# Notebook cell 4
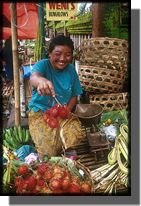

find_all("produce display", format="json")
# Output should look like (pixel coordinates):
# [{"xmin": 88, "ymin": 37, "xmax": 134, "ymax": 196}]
[
  {"xmin": 2, "ymin": 107, "xmax": 130, "ymax": 195},
  {"xmin": 90, "ymin": 123, "xmax": 129, "ymax": 194},
  {"xmin": 3, "ymin": 126, "xmax": 33, "ymax": 150},
  {"xmin": 3, "ymin": 157, "xmax": 93, "ymax": 195}
]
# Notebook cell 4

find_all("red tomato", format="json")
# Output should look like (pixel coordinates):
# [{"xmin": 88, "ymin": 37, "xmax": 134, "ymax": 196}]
[
  {"xmin": 80, "ymin": 182, "xmax": 91, "ymax": 193},
  {"xmin": 69, "ymin": 183, "xmax": 80, "ymax": 193},
  {"xmin": 48, "ymin": 117, "xmax": 59, "ymax": 128},
  {"xmin": 17, "ymin": 165, "xmax": 28, "ymax": 175},
  {"xmin": 58, "ymin": 105, "xmax": 70, "ymax": 119},
  {"xmin": 49, "ymin": 104, "xmax": 59, "ymax": 118},
  {"xmin": 49, "ymin": 179, "xmax": 61, "ymax": 190}
]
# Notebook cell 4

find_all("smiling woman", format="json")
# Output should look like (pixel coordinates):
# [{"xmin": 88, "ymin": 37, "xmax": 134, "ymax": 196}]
[
  {"xmin": 27, "ymin": 35, "xmax": 84, "ymax": 158},
  {"xmin": 48, "ymin": 45, "xmax": 72, "ymax": 70}
]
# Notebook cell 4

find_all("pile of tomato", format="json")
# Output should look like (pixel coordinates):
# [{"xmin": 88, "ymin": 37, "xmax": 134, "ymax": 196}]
[{"xmin": 13, "ymin": 161, "xmax": 92, "ymax": 194}]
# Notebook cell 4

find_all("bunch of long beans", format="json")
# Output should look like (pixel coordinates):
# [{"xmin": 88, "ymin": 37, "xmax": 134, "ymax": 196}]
[{"xmin": 90, "ymin": 124, "xmax": 129, "ymax": 194}]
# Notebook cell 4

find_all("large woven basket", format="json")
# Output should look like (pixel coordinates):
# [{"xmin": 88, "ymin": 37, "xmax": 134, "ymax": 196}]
[
  {"xmin": 89, "ymin": 92, "xmax": 128, "ymax": 111},
  {"xmin": 79, "ymin": 65, "xmax": 127, "ymax": 93},
  {"xmin": 75, "ymin": 37, "xmax": 128, "ymax": 73}
]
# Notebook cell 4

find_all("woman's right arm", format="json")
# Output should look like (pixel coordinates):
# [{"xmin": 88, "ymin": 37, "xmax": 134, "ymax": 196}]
[{"xmin": 30, "ymin": 72, "xmax": 55, "ymax": 97}]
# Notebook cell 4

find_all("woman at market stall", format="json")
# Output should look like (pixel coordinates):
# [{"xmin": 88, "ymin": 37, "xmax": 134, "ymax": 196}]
[{"xmin": 28, "ymin": 35, "xmax": 84, "ymax": 159}]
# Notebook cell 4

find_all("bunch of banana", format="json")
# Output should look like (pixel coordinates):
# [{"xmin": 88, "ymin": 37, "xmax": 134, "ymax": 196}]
[
  {"xmin": 3, "ymin": 126, "xmax": 32, "ymax": 151},
  {"xmin": 90, "ymin": 123, "xmax": 129, "ymax": 194}
]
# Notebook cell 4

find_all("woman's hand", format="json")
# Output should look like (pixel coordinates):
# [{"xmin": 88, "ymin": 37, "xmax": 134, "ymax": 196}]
[
  {"xmin": 37, "ymin": 78, "xmax": 55, "ymax": 96},
  {"xmin": 30, "ymin": 72, "xmax": 55, "ymax": 97}
]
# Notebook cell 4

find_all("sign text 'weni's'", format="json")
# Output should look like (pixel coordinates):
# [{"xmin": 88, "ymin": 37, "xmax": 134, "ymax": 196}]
[{"xmin": 46, "ymin": 3, "xmax": 78, "ymax": 21}]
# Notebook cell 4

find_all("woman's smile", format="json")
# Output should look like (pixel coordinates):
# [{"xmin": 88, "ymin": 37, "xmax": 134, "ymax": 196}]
[{"xmin": 49, "ymin": 45, "xmax": 72, "ymax": 70}]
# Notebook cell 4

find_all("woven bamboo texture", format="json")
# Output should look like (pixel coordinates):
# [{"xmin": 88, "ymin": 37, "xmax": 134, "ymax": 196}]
[
  {"xmin": 89, "ymin": 92, "xmax": 128, "ymax": 111},
  {"xmin": 2, "ymin": 81, "xmax": 14, "ymax": 113},
  {"xmin": 75, "ymin": 37, "xmax": 128, "ymax": 72},
  {"xmin": 79, "ymin": 65, "xmax": 126, "ymax": 93}
]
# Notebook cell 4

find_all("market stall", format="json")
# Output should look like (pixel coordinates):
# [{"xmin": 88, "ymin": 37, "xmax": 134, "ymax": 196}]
[
  {"xmin": 2, "ymin": 4, "xmax": 129, "ymax": 196},
  {"xmin": 3, "ymin": 35, "xmax": 130, "ymax": 195},
  {"xmin": 3, "ymin": 107, "xmax": 129, "ymax": 195}
]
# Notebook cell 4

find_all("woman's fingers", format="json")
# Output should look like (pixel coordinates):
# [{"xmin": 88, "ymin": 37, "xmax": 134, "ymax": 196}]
[
  {"xmin": 37, "ymin": 83, "xmax": 50, "ymax": 96},
  {"xmin": 37, "ymin": 79, "xmax": 55, "ymax": 96},
  {"xmin": 47, "ymin": 81, "xmax": 55, "ymax": 97}
]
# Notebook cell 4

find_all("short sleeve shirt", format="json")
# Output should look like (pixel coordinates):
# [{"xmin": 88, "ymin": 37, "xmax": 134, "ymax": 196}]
[{"xmin": 28, "ymin": 59, "xmax": 83, "ymax": 112}]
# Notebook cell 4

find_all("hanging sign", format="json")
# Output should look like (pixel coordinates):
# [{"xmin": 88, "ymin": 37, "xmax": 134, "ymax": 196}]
[{"xmin": 46, "ymin": 3, "xmax": 78, "ymax": 21}]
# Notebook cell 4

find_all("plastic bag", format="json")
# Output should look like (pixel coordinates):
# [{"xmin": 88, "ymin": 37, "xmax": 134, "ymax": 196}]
[
  {"xmin": 100, "ymin": 124, "xmax": 117, "ymax": 142},
  {"xmin": 24, "ymin": 153, "xmax": 39, "ymax": 164}
]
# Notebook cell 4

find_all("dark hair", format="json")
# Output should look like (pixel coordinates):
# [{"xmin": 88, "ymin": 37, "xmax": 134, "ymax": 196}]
[{"xmin": 48, "ymin": 35, "xmax": 74, "ymax": 53}]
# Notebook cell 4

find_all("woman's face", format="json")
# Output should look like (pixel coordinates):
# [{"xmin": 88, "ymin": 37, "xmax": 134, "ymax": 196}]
[{"xmin": 49, "ymin": 45, "xmax": 73, "ymax": 70}]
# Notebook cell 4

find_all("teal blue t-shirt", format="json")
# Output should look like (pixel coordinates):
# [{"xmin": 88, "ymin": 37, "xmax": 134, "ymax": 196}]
[{"xmin": 28, "ymin": 59, "xmax": 83, "ymax": 112}]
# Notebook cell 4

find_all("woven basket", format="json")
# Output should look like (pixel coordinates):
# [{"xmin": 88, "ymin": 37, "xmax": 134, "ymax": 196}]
[
  {"xmin": 75, "ymin": 37, "xmax": 128, "ymax": 73},
  {"xmin": 89, "ymin": 92, "xmax": 128, "ymax": 111},
  {"xmin": 2, "ymin": 81, "xmax": 14, "ymax": 114},
  {"xmin": 79, "ymin": 65, "xmax": 127, "ymax": 93}
]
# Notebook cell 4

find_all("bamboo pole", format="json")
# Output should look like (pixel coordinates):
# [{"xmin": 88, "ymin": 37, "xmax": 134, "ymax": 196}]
[{"xmin": 10, "ymin": 3, "xmax": 21, "ymax": 125}]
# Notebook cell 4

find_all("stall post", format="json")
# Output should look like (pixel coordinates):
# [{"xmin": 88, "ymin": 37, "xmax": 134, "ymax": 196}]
[{"xmin": 10, "ymin": 3, "xmax": 21, "ymax": 125}]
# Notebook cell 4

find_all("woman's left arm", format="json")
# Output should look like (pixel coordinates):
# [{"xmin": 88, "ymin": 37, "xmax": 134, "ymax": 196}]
[{"xmin": 67, "ymin": 96, "xmax": 78, "ymax": 112}]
